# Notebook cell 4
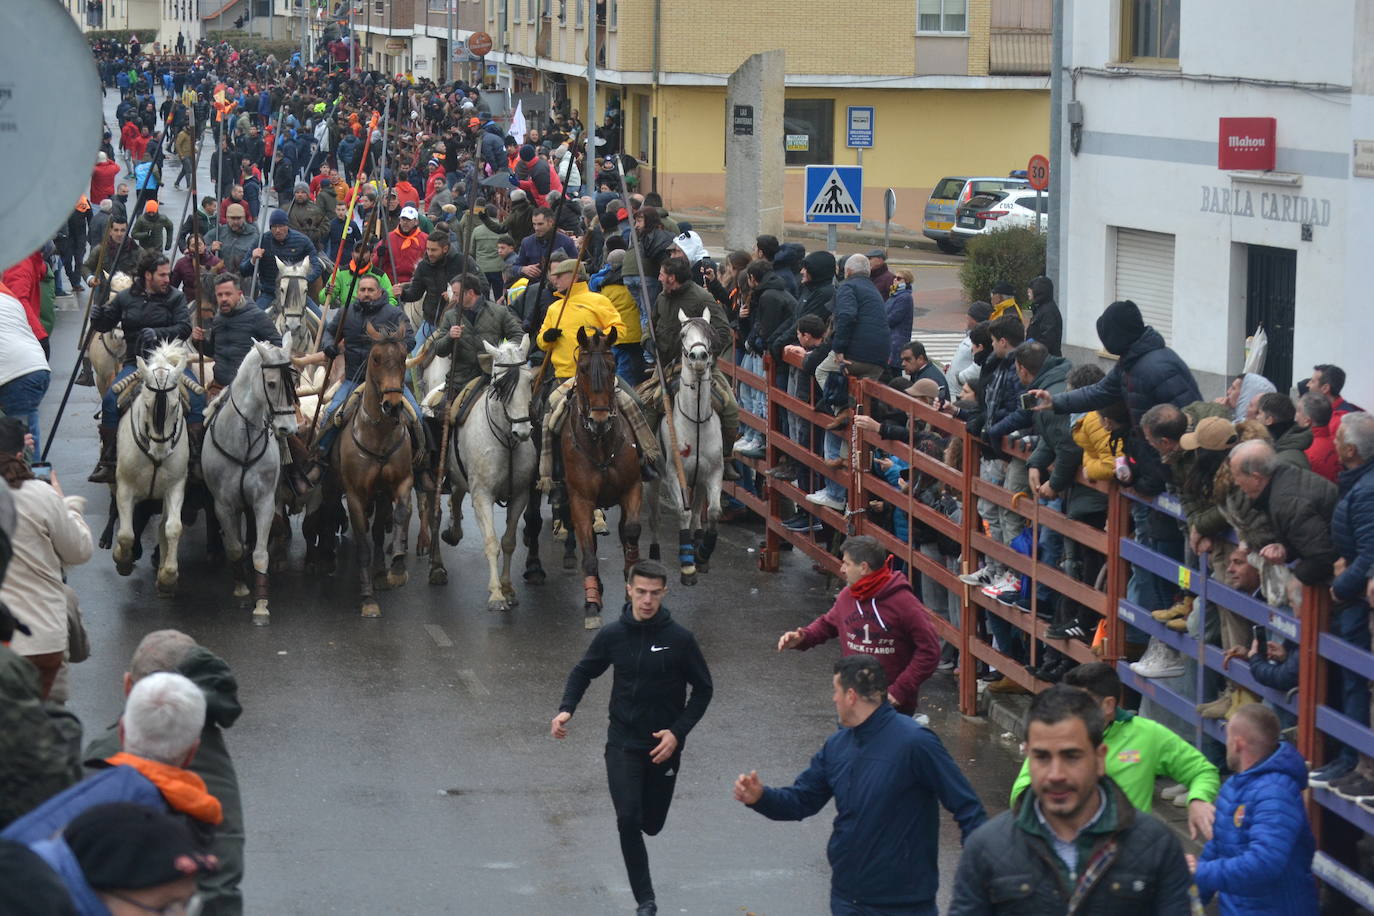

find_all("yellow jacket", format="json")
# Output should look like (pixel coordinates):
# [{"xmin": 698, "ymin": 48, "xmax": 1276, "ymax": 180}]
[
  {"xmin": 537, "ymin": 281, "xmax": 626, "ymax": 378},
  {"xmin": 1072, "ymin": 410, "xmax": 1122, "ymax": 482},
  {"xmin": 599, "ymin": 280, "xmax": 641, "ymax": 344}
]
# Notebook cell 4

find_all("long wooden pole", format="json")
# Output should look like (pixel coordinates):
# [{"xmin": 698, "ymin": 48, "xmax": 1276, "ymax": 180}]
[{"xmin": 428, "ymin": 228, "xmax": 479, "ymax": 537}]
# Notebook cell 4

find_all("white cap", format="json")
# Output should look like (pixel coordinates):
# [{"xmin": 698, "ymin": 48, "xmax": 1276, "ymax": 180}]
[
  {"xmin": 399, "ymin": 205, "xmax": 420, "ymax": 220},
  {"xmin": 673, "ymin": 230, "xmax": 707, "ymax": 265}
]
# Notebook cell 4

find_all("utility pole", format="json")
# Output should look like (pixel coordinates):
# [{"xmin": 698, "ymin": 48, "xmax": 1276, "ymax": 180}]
[
  {"xmin": 1047, "ymin": 0, "xmax": 1065, "ymax": 303},
  {"xmin": 446, "ymin": 0, "xmax": 454, "ymax": 85},
  {"xmin": 586, "ymin": 0, "xmax": 596, "ymax": 174}
]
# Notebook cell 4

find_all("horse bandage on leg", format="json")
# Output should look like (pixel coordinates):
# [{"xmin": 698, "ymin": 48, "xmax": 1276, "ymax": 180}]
[{"xmin": 618, "ymin": 390, "xmax": 661, "ymax": 464}]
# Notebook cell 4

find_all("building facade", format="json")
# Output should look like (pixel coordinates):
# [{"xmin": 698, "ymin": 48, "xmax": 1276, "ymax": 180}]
[
  {"xmin": 481, "ymin": 0, "xmax": 1052, "ymax": 230},
  {"xmin": 1057, "ymin": 0, "xmax": 1372, "ymax": 396}
]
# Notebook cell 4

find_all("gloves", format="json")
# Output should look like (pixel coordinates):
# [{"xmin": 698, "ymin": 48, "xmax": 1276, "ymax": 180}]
[
  {"xmin": 323, "ymin": 343, "xmax": 339, "ymax": 361},
  {"xmin": 137, "ymin": 328, "xmax": 160, "ymax": 353},
  {"xmin": 542, "ymin": 328, "xmax": 563, "ymax": 343}
]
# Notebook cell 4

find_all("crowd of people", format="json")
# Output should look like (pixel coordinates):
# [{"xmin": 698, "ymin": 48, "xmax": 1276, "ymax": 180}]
[{"xmin": 0, "ymin": 26, "xmax": 1366, "ymax": 915}]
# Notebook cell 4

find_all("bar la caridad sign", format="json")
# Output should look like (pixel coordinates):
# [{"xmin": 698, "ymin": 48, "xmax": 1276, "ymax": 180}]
[{"xmin": 1201, "ymin": 185, "xmax": 1331, "ymax": 227}]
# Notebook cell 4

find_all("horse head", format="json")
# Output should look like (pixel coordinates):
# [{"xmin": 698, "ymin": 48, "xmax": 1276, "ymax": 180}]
[
  {"xmin": 250, "ymin": 339, "xmax": 300, "ymax": 438},
  {"xmin": 274, "ymin": 257, "xmax": 311, "ymax": 326},
  {"xmin": 106, "ymin": 271, "xmax": 133, "ymax": 305},
  {"xmin": 364, "ymin": 320, "xmax": 409, "ymax": 418},
  {"xmin": 484, "ymin": 334, "xmax": 534, "ymax": 442},
  {"xmin": 678, "ymin": 309, "xmax": 714, "ymax": 377},
  {"xmin": 574, "ymin": 326, "xmax": 619, "ymax": 434},
  {"xmin": 136, "ymin": 341, "xmax": 189, "ymax": 439}
]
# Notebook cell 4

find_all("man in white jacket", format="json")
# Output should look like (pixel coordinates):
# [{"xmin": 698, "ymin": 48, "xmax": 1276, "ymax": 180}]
[
  {"xmin": 0, "ymin": 417, "xmax": 93, "ymax": 700},
  {"xmin": 944, "ymin": 300, "xmax": 993, "ymax": 397},
  {"xmin": 0, "ymin": 286, "xmax": 51, "ymax": 455}
]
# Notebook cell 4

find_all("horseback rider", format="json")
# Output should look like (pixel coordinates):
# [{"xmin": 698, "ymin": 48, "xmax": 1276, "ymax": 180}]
[
  {"xmin": 538, "ymin": 259, "xmax": 662, "ymax": 483},
  {"xmin": 83, "ymin": 213, "xmax": 139, "ymax": 296},
  {"xmin": 399, "ymin": 226, "xmax": 483, "ymax": 339},
  {"xmin": 204, "ymin": 203, "xmax": 259, "ymax": 290},
  {"xmin": 297, "ymin": 274, "xmax": 432, "ymax": 489},
  {"xmin": 642, "ymin": 256, "xmax": 742, "ymax": 480},
  {"xmin": 325, "ymin": 242, "xmax": 397, "ymax": 308},
  {"xmin": 191, "ymin": 273, "xmax": 279, "ymax": 400},
  {"xmin": 244, "ymin": 209, "xmax": 321, "ymax": 313},
  {"xmin": 88, "ymin": 251, "xmax": 206, "ymax": 484},
  {"xmin": 431, "ymin": 272, "xmax": 525, "ymax": 394}
]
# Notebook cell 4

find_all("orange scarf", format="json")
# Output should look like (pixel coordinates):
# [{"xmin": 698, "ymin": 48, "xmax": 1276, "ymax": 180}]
[
  {"xmin": 106, "ymin": 752, "xmax": 224, "ymax": 826},
  {"xmin": 395, "ymin": 228, "xmax": 422, "ymax": 251}
]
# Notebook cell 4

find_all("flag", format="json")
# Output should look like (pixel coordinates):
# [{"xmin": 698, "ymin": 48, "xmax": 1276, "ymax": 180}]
[{"xmin": 510, "ymin": 100, "xmax": 526, "ymax": 145}]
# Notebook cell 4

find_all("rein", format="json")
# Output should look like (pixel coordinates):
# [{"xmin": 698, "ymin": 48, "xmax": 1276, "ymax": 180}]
[{"xmin": 130, "ymin": 374, "xmax": 187, "ymax": 500}]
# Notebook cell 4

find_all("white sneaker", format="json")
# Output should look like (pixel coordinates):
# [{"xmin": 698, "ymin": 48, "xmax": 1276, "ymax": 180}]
[
  {"xmin": 805, "ymin": 490, "xmax": 846, "ymax": 512},
  {"xmin": 959, "ymin": 567, "xmax": 996, "ymax": 587},
  {"xmin": 1172, "ymin": 791, "xmax": 1191, "ymax": 808},
  {"xmin": 1131, "ymin": 640, "xmax": 1186, "ymax": 679},
  {"xmin": 1129, "ymin": 639, "xmax": 1163, "ymax": 671},
  {"xmin": 1160, "ymin": 783, "xmax": 1188, "ymax": 801},
  {"xmin": 982, "ymin": 570, "xmax": 1021, "ymax": 598}
]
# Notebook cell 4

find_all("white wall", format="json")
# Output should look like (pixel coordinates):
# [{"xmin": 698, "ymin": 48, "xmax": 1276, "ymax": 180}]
[{"xmin": 1063, "ymin": 0, "xmax": 1359, "ymax": 392}]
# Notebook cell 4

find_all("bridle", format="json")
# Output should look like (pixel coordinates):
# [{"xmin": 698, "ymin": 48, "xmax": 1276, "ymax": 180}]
[
  {"xmin": 350, "ymin": 345, "xmax": 409, "ymax": 465},
  {"xmin": 131, "ymin": 368, "xmax": 186, "ymax": 499},
  {"xmin": 209, "ymin": 355, "xmax": 298, "ymax": 505},
  {"xmin": 572, "ymin": 349, "xmax": 623, "ymax": 470}
]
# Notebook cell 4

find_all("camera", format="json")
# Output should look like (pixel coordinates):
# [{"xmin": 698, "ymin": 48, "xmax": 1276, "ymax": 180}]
[
  {"xmin": 30, "ymin": 462, "xmax": 52, "ymax": 483},
  {"xmin": 1019, "ymin": 392, "xmax": 1038, "ymax": 410}
]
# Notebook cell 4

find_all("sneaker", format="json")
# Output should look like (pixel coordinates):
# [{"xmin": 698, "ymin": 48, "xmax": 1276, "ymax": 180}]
[
  {"xmin": 959, "ymin": 567, "xmax": 996, "ymax": 587},
  {"xmin": 635, "ymin": 899, "xmax": 658, "ymax": 916},
  {"xmin": 978, "ymin": 668, "xmax": 1001, "ymax": 683},
  {"xmin": 1328, "ymin": 770, "xmax": 1368, "ymax": 792},
  {"xmin": 1160, "ymin": 783, "xmax": 1189, "ymax": 801},
  {"xmin": 734, "ymin": 438, "xmax": 765, "ymax": 459},
  {"xmin": 765, "ymin": 460, "xmax": 798, "ymax": 481},
  {"xmin": 782, "ymin": 514, "xmax": 822, "ymax": 533},
  {"xmin": 1166, "ymin": 617, "xmax": 1189, "ymax": 632},
  {"xmin": 1334, "ymin": 776, "xmax": 1374, "ymax": 801},
  {"xmin": 1045, "ymin": 623, "xmax": 1087, "ymax": 641},
  {"xmin": 986, "ymin": 676, "xmax": 1030, "ymax": 695},
  {"xmin": 982, "ymin": 570, "xmax": 1021, "ymax": 598},
  {"xmin": 936, "ymin": 658, "xmax": 956, "ymax": 672},
  {"xmin": 1172, "ymin": 791, "xmax": 1190, "ymax": 808},
  {"xmin": 1151, "ymin": 595, "xmax": 1194, "ymax": 622},
  {"xmin": 1310, "ymin": 757, "xmax": 1356, "ymax": 788},
  {"xmin": 804, "ymin": 490, "xmax": 846, "ymax": 513},
  {"xmin": 1130, "ymin": 641, "xmax": 1185, "ymax": 679},
  {"xmin": 1196, "ymin": 692, "xmax": 1233, "ymax": 719}
]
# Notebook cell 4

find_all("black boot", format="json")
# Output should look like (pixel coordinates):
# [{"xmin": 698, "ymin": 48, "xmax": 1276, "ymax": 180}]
[
  {"xmin": 74, "ymin": 357, "xmax": 96, "ymax": 388},
  {"xmin": 720, "ymin": 421, "xmax": 741, "ymax": 481},
  {"xmin": 640, "ymin": 457, "xmax": 659, "ymax": 482},
  {"xmin": 88, "ymin": 426, "xmax": 118, "ymax": 483}
]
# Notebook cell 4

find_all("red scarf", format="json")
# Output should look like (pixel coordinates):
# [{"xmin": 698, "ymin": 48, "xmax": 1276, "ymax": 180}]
[{"xmin": 849, "ymin": 558, "xmax": 896, "ymax": 601}]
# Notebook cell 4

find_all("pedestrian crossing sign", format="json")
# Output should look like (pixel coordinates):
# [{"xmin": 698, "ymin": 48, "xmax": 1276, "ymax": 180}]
[{"xmin": 805, "ymin": 165, "xmax": 863, "ymax": 225}]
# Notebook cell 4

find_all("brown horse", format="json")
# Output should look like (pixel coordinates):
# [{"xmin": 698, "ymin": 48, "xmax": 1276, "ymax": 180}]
[
  {"xmin": 319, "ymin": 321, "xmax": 414, "ymax": 617},
  {"xmin": 560, "ymin": 327, "xmax": 643, "ymax": 629}
]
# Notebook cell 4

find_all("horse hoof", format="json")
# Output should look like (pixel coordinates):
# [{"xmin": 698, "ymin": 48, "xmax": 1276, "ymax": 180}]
[
  {"xmin": 523, "ymin": 566, "xmax": 546, "ymax": 585},
  {"xmin": 441, "ymin": 528, "xmax": 460, "ymax": 546},
  {"xmin": 562, "ymin": 554, "xmax": 577, "ymax": 571},
  {"xmin": 697, "ymin": 559, "xmax": 710, "ymax": 574},
  {"xmin": 98, "ymin": 534, "xmax": 112, "ymax": 550},
  {"xmin": 583, "ymin": 613, "xmax": 602, "ymax": 630},
  {"xmin": 503, "ymin": 587, "xmax": 519, "ymax": 605},
  {"xmin": 115, "ymin": 561, "xmax": 134, "ymax": 577},
  {"xmin": 232, "ymin": 583, "xmax": 250, "ymax": 598},
  {"xmin": 487, "ymin": 599, "xmax": 509, "ymax": 612},
  {"xmin": 387, "ymin": 570, "xmax": 408, "ymax": 589},
  {"xmin": 361, "ymin": 601, "xmax": 382, "ymax": 618},
  {"xmin": 428, "ymin": 567, "xmax": 448, "ymax": 586},
  {"xmin": 681, "ymin": 571, "xmax": 697, "ymax": 587},
  {"xmin": 593, "ymin": 511, "xmax": 608, "ymax": 535},
  {"xmin": 648, "ymin": 544, "xmax": 661, "ymax": 561},
  {"xmin": 252, "ymin": 601, "xmax": 270, "ymax": 626}
]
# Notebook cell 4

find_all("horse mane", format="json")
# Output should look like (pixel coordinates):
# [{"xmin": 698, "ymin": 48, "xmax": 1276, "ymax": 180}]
[
  {"xmin": 146, "ymin": 340, "xmax": 186, "ymax": 373},
  {"xmin": 577, "ymin": 333, "xmax": 614, "ymax": 392}
]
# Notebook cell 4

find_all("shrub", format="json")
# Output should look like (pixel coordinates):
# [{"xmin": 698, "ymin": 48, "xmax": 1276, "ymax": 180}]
[
  {"xmin": 958, "ymin": 226, "xmax": 1046, "ymax": 305},
  {"xmin": 204, "ymin": 29, "xmax": 300, "ymax": 60},
  {"xmin": 86, "ymin": 30, "xmax": 147, "ymax": 44}
]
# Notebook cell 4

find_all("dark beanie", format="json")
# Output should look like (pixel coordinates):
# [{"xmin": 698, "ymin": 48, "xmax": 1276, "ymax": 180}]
[
  {"xmin": 66, "ymin": 803, "xmax": 217, "ymax": 892},
  {"xmin": 802, "ymin": 249, "xmax": 837, "ymax": 283},
  {"xmin": 1096, "ymin": 300, "xmax": 1145, "ymax": 357},
  {"xmin": 519, "ymin": 144, "xmax": 536, "ymax": 162}
]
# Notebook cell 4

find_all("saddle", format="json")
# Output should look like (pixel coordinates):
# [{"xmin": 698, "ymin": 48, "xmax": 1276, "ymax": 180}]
[
  {"xmin": 334, "ymin": 384, "xmax": 420, "ymax": 429},
  {"xmin": 419, "ymin": 376, "xmax": 488, "ymax": 426}
]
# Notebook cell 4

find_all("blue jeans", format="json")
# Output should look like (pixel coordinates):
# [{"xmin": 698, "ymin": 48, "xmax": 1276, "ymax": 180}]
[
  {"xmin": 315, "ymin": 378, "xmax": 422, "ymax": 454},
  {"xmin": 823, "ymin": 430, "xmax": 845, "ymax": 501},
  {"xmin": 101, "ymin": 365, "xmax": 205, "ymax": 429},
  {"xmin": 739, "ymin": 352, "xmax": 766, "ymax": 430},
  {"xmin": 0, "ymin": 369, "xmax": 50, "ymax": 455},
  {"xmin": 623, "ymin": 275, "xmax": 661, "ymax": 345},
  {"xmin": 830, "ymin": 894, "xmax": 935, "ymax": 916},
  {"xmin": 1333, "ymin": 602, "xmax": 1372, "ymax": 767},
  {"xmin": 254, "ymin": 290, "xmax": 321, "ymax": 316},
  {"xmin": 614, "ymin": 343, "xmax": 645, "ymax": 385}
]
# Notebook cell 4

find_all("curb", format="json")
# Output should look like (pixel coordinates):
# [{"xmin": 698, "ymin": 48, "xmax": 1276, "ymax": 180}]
[{"xmin": 676, "ymin": 213, "xmax": 948, "ymax": 257}]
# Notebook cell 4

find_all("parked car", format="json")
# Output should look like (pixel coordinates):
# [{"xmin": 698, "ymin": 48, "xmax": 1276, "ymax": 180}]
[
  {"xmin": 923, "ymin": 175, "xmax": 1030, "ymax": 253},
  {"xmin": 951, "ymin": 189, "xmax": 1050, "ymax": 242}
]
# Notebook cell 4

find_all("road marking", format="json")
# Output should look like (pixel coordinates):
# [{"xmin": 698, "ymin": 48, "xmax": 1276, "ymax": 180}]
[
  {"xmin": 424, "ymin": 624, "xmax": 453, "ymax": 647},
  {"xmin": 457, "ymin": 668, "xmax": 490, "ymax": 696}
]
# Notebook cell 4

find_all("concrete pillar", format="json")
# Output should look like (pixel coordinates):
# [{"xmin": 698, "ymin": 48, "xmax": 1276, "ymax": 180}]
[
  {"xmin": 1345, "ymin": 3, "xmax": 1374, "ymax": 396},
  {"xmin": 725, "ymin": 50, "xmax": 784, "ymax": 252}
]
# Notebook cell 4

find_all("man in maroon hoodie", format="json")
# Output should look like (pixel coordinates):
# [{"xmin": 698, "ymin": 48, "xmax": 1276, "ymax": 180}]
[{"xmin": 777, "ymin": 536, "xmax": 941, "ymax": 715}]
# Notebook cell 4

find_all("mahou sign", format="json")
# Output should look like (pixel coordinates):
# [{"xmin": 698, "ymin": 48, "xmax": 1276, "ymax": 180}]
[{"xmin": 1218, "ymin": 117, "xmax": 1276, "ymax": 171}]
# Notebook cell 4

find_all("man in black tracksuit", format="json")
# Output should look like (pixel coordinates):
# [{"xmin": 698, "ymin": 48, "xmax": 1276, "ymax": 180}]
[{"xmin": 552, "ymin": 560, "xmax": 714, "ymax": 916}]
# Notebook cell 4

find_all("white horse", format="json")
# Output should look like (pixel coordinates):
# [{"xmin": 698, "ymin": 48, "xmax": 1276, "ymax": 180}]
[
  {"xmin": 270, "ymin": 257, "xmax": 325, "ymax": 389},
  {"xmin": 202, "ymin": 338, "xmax": 299, "ymax": 625},
  {"xmin": 88, "ymin": 272, "xmax": 132, "ymax": 397},
  {"xmin": 112, "ymin": 341, "xmax": 194, "ymax": 595},
  {"xmin": 648, "ymin": 312, "xmax": 723, "ymax": 586},
  {"xmin": 430, "ymin": 336, "xmax": 536, "ymax": 610}
]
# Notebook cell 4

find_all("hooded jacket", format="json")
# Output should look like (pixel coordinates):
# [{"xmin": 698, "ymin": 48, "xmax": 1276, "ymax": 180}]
[
  {"xmin": 830, "ymin": 275, "xmax": 889, "ymax": 366},
  {"xmin": 743, "ymin": 271, "xmax": 796, "ymax": 355},
  {"xmin": 1054, "ymin": 300, "xmax": 1201, "ymax": 426},
  {"xmin": 0, "ymin": 646, "xmax": 82, "ymax": 830},
  {"xmin": 324, "ymin": 295, "xmax": 413, "ymax": 381},
  {"xmin": 797, "ymin": 569, "xmax": 941, "ymax": 713},
  {"xmin": 885, "ymin": 286, "xmax": 914, "ymax": 368},
  {"xmin": 1250, "ymin": 463, "xmax": 1339, "ymax": 585},
  {"xmin": 1331, "ymin": 457, "xmax": 1374, "ymax": 603},
  {"xmin": 1024, "ymin": 356, "xmax": 1095, "ymax": 513},
  {"xmin": 558, "ymin": 604, "xmax": 713, "ymax": 750},
  {"xmin": 772, "ymin": 242, "xmax": 806, "ymax": 299},
  {"xmin": 594, "ymin": 268, "xmax": 641, "ymax": 345},
  {"xmin": 1306, "ymin": 423, "xmax": 1341, "ymax": 483},
  {"xmin": 1025, "ymin": 285, "xmax": 1063, "ymax": 357},
  {"xmin": 797, "ymin": 250, "xmax": 837, "ymax": 322},
  {"xmin": 199, "ymin": 297, "xmax": 282, "ymax": 386},
  {"xmin": 868, "ymin": 262, "xmax": 896, "ymax": 301},
  {"xmin": 1194, "ymin": 742, "xmax": 1318, "ymax": 915},
  {"xmin": 90, "ymin": 279, "xmax": 191, "ymax": 366},
  {"xmin": 242, "ymin": 226, "xmax": 320, "ymax": 289},
  {"xmin": 400, "ymin": 248, "xmax": 483, "ymax": 325},
  {"xmin": 750, "ymin": 703, "xmax": 986, "ymax": 909},
  {"xmin": 479, "ymin": 123, "xmax": 506, "ymax": 173},
  {"xmin": 951, "ymin": 778, "xmax": 1194, "ymax": 915},
  {"xmin": 536, "ymin": 281, "xmax": 624, "ymax": 379},
  {"xmin": 1269, "ymin": 422, "xmax": 1312, "ymax": 470},
  {"xmin": 375, "ymin": 227, "xmax": 428, "ymax": 287}
]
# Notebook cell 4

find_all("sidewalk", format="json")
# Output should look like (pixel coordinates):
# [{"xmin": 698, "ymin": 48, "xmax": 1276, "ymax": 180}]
[{"xmin": 674, "ymin": 208, "xmax": 948, "ymax": 259}]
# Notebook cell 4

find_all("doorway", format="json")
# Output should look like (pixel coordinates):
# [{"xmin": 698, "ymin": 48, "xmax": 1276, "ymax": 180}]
[{"xmin": 1245, "ymin": 245, "xmax": 1296, "ymax": 393}]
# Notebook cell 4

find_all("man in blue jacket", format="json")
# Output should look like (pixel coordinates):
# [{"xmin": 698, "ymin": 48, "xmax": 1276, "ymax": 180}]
[
  {"xmin": 733, "ymin": 655, "xmax": 986, "ymax": 915},
  {"xmin": 1189, "ymin": 703, "xmax": 1318, "ymax": 915},
  {"xmin": 830, "ymin": 254, "xmax": 891, "ymax": 380},
  {"xmin": 243, "ymin": 209, "xmax": 321, "ymax": 313}
]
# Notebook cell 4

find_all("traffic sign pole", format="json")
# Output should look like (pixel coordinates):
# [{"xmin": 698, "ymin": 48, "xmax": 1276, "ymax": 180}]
[{"xmin": 827, "ymin": 224, "xmax": 837, "ymax": 254}]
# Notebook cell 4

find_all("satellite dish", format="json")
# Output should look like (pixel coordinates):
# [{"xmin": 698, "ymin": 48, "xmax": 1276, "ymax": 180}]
[{"xmin": 0, "ymin": 2, "xmax": 102, "ymax": 269}]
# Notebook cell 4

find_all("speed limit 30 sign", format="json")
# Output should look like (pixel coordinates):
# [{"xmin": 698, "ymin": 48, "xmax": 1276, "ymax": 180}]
[{"xmin": 1027, "ymin": 154, "xmax": 1050, "ymax": 191}]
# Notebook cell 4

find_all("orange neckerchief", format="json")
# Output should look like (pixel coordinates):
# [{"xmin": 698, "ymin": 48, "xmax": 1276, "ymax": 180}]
[
  {"xmin": 106, "ymin": 752, "xmax": 224, "ymax": 826},
  {"xmin": 394, "ymin": 228, "xmax": 422, "ymax": 251}
]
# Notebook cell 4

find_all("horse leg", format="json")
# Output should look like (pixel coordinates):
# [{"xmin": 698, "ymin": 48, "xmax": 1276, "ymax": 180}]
[
  {"xmin": 250, "ymin": 493, "xmax": 275, "ymax": 625},
  {"xmin": 501, "ymin": 488, "xmax": 528, "ymax": 605},
  {"xmin": 100, "ymin": 492, "xmax": 117, "ymax": 550},
  {"xmin": 215, "ymin": 497, "xmax": 248, "ymax": 598},
  {"xmin": 157, "ymin": 482, "xmax": 186, "ymax": 596},
  {"xmin": 387, "ymin": 488, "xmax": 411, "ymax": 589},
  {"xmin": 427, "ymin": 488, "xmax": 451, "ymax": 586},
  {"xmin": 521, "ymin": 479, "xmax": 545, "ymax": 584},
  {"xmin": 621, "ymin": 484, "xmax": 644, "ymax": 580},
  {"xmin": 441, "ymin": 487, "xmax": 464, "ymax": 546},
  {"xmin": 348, "ymin": 492, "xmax": 379, "ymax": 617},
  {"xmin": 646, "ymin": 477, "xmax": 662, "ymax": 562},
  {"xmin": 571, "ymin": 495, "xmax": 602, "ymax": 629},
  {"xmin": 470, "ymin": 490, "xmax": 506, "ymax": 611},
  {"xmin": 113, "ymin": 486, "xmax": 136, "ymax": 576}
]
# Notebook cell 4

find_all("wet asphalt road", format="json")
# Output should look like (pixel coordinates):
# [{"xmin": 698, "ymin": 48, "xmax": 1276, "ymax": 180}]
[{"xmin": 39, "ymin": 93, "xmax": 1025, "ymax": 915}]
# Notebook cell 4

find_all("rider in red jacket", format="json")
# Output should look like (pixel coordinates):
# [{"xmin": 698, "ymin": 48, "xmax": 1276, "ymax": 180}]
[{"xmin": 778, "ymin": 537, "xmax": 941, "ymax": 715}]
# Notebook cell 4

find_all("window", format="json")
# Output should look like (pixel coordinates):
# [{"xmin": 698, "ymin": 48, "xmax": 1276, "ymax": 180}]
[
  {"xmin": 782, "ymin": 99, "xmax": 834, "ymax": 168},
  {"xmin": 575, "ymin": 0, "xmax": 583, "ymax": 27},
  {"xmin": 608, "ymin": 0, "xmax": 616, "ymax": 28},
  {"xmin": 918, "ymin": 0, "xmax": 967, "ymax": 33},
  {"xmin": 1121, "ymin": 0, "xmax": 1179, "ymax": 61},
  {"xmin": 372, "ymin": 0, "xmax": 384, "ymax": 14}
]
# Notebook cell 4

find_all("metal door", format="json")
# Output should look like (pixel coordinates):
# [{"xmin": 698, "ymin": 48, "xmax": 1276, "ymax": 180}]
[{"xmin": 1245, "ymin": 245, "xmax": 1296, "ymax": 393}]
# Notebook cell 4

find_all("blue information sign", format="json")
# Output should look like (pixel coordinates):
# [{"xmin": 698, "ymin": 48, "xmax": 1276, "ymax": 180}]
[{"xmin": 846, "ymin": 106, "xmax": 874, "ymax": 149}]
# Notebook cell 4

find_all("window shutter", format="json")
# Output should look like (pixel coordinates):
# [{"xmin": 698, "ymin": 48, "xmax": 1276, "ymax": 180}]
[{"xmin": 1114, "ymin": 228, "xmax": 1175, "ymax": 344}]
